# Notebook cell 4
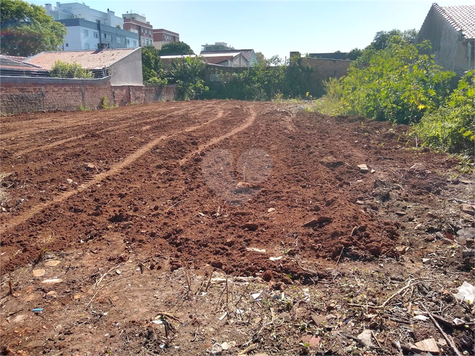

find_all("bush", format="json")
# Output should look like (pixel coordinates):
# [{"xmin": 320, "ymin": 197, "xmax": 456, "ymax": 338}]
[
  {"xmin": 413, "ymin": 71, "xmax": 475, "ymax": 155},
  {"xmin": 338, "ymin": 39, "xmax": 456, "ymax": 124},
  {"xmin": 50, "ymin": 60, "xmax": 93, "ymax": 78}
]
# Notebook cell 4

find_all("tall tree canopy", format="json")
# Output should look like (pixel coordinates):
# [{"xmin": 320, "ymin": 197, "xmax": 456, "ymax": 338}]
[
  {"xmin": 158, "ymin": 41, "xmax": 194, "ymax": 56},
  {"xmin": 370, "ymin": 29, "xmax": 418, "ymax": 51},
  {"xmin": 0, "ymin": 0, "xmax": 66, "ymax": 56}
]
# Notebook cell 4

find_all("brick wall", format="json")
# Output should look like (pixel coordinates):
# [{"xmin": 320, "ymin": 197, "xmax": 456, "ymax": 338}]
[{"xmin": 0, "ymin": 76, "xmax": 178, "ymax": 115}]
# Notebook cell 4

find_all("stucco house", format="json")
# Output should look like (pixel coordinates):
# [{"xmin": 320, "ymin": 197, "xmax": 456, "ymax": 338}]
[
  {"xmin": 417, "ymin": 3, "xmax": 475, "ymax": 75},
  {"xmin": 23, "ymin": 48, "xmax": 143, "ymax": 86}
]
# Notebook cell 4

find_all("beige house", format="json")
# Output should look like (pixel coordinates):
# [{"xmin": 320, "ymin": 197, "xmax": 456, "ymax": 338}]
[
  {"xmin": 417, "ymin": 3, "xmax": 475, "ymax": 75},
  {"xmin": 24, "ymin": 48, "xmax": 143, "ymax": 85}
]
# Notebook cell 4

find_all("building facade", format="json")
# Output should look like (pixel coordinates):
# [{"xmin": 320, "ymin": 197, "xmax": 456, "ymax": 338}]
[
  {"xmin": 417, "ymin": 3, "xmax": 475, "ymax": 75},
  {"xmin": 45, "ymin": 3, "xmax": 138, "ymax": 51},
  {"xmin": 152, "ymin": 29, "xmax": 180, "ymax": 50},
  {"xmin": 122, "ymin": 13, "xmax": 154, "ymax": 47}
]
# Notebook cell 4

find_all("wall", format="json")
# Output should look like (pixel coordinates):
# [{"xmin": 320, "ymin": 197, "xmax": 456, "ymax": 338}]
[
  {"xmin": 300, "ymin": 58, "xmax": 351, "ymax": 80},
  {"xmin": 109, "ymin": 49, "xmax": 143, "ymax": 86},
  {"xmin": 0, "ymin": 76, "xmax": 178, "ymax": 115}
]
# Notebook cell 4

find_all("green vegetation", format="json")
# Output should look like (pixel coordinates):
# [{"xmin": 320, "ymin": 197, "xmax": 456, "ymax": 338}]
[
  {"xmin": 168, "ymin": 56, "xmax": 209, "ymax": 100},
  {"xmin": 50, "ymin": 60, "xmax": 94, "ymax": 78},
  {"xmin": 142, "ymin": 46, "xmax": 168, "ymax": 85},
  {"xmin": 158, "ymin": 41, "xmax": 194, "ymax": 56},
  {"xmin": 413, "ymin": 71, "xmax": 474, "ymax": 156},
  {"xmin": 0, "ymin": 0, "xmax": 66, "ymax": 56}
]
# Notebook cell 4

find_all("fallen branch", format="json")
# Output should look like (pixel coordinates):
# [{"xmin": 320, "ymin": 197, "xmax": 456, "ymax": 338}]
[
  {"xmin": 421, "ymin": 303, "xmax": 463, "ymax": 356},
  {"xmin": 379, "ymin": 278, "xmax": 418, "ymax": 309}
]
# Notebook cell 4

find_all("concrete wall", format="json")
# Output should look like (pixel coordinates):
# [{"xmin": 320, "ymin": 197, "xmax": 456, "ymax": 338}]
[
  {"xmin": 417, "ymin": 6, "xmax": 473, "ymax": 75},
  {"xmin": 300, "ymin": 58, "xmax": 351, "ymax": 80},
  {"xmin": 0, "ymin": 76, "xmax": 178, "ymax": 115},
  {"xmin": 109, "ymin": 49, "xmax": 143, "ymax": 86}
]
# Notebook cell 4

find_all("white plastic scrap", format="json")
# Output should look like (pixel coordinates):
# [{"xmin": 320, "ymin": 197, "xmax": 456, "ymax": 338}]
[{"xmin": 454, "ymin": 281, "xmax": 475, "ymax": 304}]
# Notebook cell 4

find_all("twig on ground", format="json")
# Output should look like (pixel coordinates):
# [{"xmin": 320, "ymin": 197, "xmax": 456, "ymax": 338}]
[
  {"xmin": 421, "ymin": 303, "xmax": 463, "ymax": 356},
  {"xmin": 379, "ymin": 278, "xmax": 418, "ymax": 308},
  {"xmin": 85, "ymin": 264, "xmax": 121, "ymax": 308}
]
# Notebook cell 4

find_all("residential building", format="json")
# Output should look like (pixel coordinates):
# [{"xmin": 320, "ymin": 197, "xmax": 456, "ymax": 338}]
[
  {"xmin": 160, "ymin": 52, "xmax": 254, "ymax": 68},
  {"xmin": 153, "ymin": 29, "xmax": 180, "ymax": 50},
  {"xmin": 23, "ymin": 48, "xmax": 143, "ymax": 85},
  {"xmin": 45, "ymin": 2, "xmax": 123, "ymax": 27},
  {"xmin": 417, "ymin": 3, "xmax": 475, "ymax": 74},
  {"xmin": 122, "ymin": 12, "xmax": 154, "ymax": 47},
  {"xmin": 200, "ymin": 43, "xmax": 257, "ymax": 67},
  {"xmin": 44, "ymin": 3, "xmax": 138, "ymax": 50}
]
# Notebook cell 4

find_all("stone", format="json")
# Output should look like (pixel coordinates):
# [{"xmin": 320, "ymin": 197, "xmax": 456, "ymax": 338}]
[
  {"xmin": 33, "ymin": 269, "xmax": 46, "ymax": 277},
  {"xmin": 413, "ymin": 338, "xmax": 440, "ymax": 354},
  {"xmin": 357, "ymin": 329, "xmax": 374, "ymax": 348},
  {"xmin": 457, "ymin": 228, "xmax": 475, "ymax": 239},
  {"xmin": 41, "ymin": 278, "xmax": 63, "ymax": 284},
  {"xmin": 358, "ymin": 164, "xmax": 369, "ymax": 173},
  {"xmin": 44, "ymin": 260, "xmax": 61, "ymax": 267},
  {"xmin": 462, "ymin": 204, "xmax": 475, "ymax": 215},
  {"xmin": 267, "ymin": 208, "xmax": 276, "ymax": 213}
]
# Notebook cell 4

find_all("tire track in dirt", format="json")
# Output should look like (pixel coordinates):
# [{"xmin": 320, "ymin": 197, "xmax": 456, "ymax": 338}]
[
  {"xmin": 0, "ymin": 108, "xmax": 226, "ymax": 234},
  {"xmin": 178, "ymin": 105, "xmax": 258, "ymax": 166},
  {"xmin": 9, "ymin": 102, "xmax": 221, "ymax": 156}
]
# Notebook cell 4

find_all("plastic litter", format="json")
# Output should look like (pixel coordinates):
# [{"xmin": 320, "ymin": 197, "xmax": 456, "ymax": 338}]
[{"xmin": 454, "ymin": 281, "xmax": 475, "ymax": 304}]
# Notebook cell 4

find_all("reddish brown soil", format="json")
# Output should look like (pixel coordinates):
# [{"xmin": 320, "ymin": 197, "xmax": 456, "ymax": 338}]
[{"xmin": 1, "ymin": 101, "xmax": 474, "ymax": 356}]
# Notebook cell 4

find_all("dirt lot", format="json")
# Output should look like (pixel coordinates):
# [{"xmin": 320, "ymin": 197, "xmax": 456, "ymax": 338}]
[{"xmin": 1, "ymin": 100, "xmax": 474, "ymax": 356}]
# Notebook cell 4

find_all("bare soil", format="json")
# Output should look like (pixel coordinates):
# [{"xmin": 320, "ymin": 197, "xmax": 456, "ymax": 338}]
[{"xmin": 1, "ymin": 100, "xmax": 474, "ymax": 356}]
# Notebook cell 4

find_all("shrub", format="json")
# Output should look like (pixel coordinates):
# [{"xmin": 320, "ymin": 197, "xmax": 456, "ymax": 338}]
[
  {"xmin": 413, "ymin": 71, "xmax": 475, "ymax": 155},
  {"xmin": 50, "ymin": 60, "xmax": 94, "ymax": 78}
]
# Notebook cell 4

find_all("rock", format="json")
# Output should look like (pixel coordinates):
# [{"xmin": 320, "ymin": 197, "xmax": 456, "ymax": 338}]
[
  {"xmin": 462, "ymin": 204, "xmax": 475, "ymax": 215},
  {"xmin": 358, "ymin": 164, "xmax": 369, "ymax": 173},
  {"xmin": 41, "ymin": 278, "xmax": 63, "ymax": 284},
  {"xmin": 221, "ymin": 341, "xmax": 236, "ymax": 350},
  {"xmin": 210, "ymin": 343, "xmax": 223, "ymax": 355},
  {"xmin": 45, "ymin": 260, "xmax": 61, "ymax": 267},
  {"xmin": 236, "ymin": 181, "xmax": 252, "ymax": 192},
  {"xmin": 457, "ymin": 228, "xmax": 475, "ymax": 239},
  {"xmin": 410, "ymin": 163, "xmax": 425, "ymax": 171},
  {"xmin": 84, "ymin": 163, "xmax": 96, "ymax": 170},
  {"xmin": 66, "ymin": 178, "xmax": 73, "ymax": 184},
  {"xmin": 357, "ymin": 329, "xmax": 374, "ymax": 348},
  {"xmin": 246, "ymin": 247, "xmax": 266, "ymax": 253},
  {"xmin": 413, "ymin": 338, "xmax": 440, "ymax": 354},
  {"xmin": 268, "ymin": 208, "xmax": 276, "ymax": 213},
  {"xmin": 301, "ymin": 335, "xmax": 320, "ymax": 347},
  {"xmin": 33, "ymin": 269, "xmax": 46, "ymax": 277}
]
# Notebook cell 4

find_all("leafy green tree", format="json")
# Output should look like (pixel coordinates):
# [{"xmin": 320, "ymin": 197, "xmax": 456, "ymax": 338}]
[
  {"xmin": 50, "ymin": 60, "xmax": 94, "ymax": 78},
  {"xmin": 414, "ymin": 71, "xmax": 475, "ymax": 155},
  {"xmin": 0, "ymin": 0, "xmax": 66, "ymax": 56},
  {"xmin": 370, "ymin": 29, "xmax": 417, "ymax": 50},
  {"xmin": 337, "ymin": 38, "xmax": 455, "ymax": 123},
  {"xmin": 158, "ymin": 41, "xmax": 194, "ymax": 56},
  {"xmin": 142, "ymin": 45, "xmax": 167, "ymax": 84},
  {"xmin": 346, "ymin": 48, "xmax": 363, "ymax": 60},
  {"xmin": 167, "ymin": 56, "xmax": 208, "ymax": 100}
]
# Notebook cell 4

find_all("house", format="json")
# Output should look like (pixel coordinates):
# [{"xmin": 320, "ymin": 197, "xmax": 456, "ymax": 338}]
[
  {"xmin": 153, "ymin": 29, "xmax": 180, "ymax": 50},
  {"xmin": 0, "ymin": 55, "xmax": 48, "ymax": 77},
  {"xmin": 45, "ymin": 3, "xmax": 138, "ymax": 50},
  {"xmin": 200, "ymin": 42, "xmax": 258, "ymax": 67},
  {"xmin": 122, "ymin": 12, "xmax": 154, "ymax": 47},
  {"xmin": 417, "ymin": 3, "xmax": 475, "ymax": 75},
  {"xmin": 160, "ymin": 52, "xmax": 254, "ymax": 68},
  {"xmin": 23, "ymin": 48, "xmax": 143, "ymax": 85}
]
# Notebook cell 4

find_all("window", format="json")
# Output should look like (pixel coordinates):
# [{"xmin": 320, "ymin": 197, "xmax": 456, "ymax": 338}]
[
  {"xmin": 103, "ymin": 33, "xmax": 107, "ymax": 39},
  {"xmin": 94, "ymin": 31, "xmax": 98, "ymax": 38},
  {"xmin": 133, "ymin": 40, "xmax": 137, "ymax": 46},
  {"xmin": 127, "ymin": 39, "xmax": 130, "ymax": 45},
  {"xmin": 83, "ymin": 29, "xmax": 89, "ymax": 37},
  {"xmin": 65, "ymin": 43, "xmax": 69, "ymax": 47}
]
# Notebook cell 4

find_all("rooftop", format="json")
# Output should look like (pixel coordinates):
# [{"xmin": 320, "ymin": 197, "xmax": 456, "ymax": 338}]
[
  {"xmin": 24, "ymin": 48, "xmax": 140, "ymax": 70},
  {"xmin": 433, "ymin": 3, "xmax": 475, "ymax": 39}
]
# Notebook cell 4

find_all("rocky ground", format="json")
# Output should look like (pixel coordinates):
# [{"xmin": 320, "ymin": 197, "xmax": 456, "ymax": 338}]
[{"xmin": 1, "ymin": 100, "xmax": 474, "ymax": 356}]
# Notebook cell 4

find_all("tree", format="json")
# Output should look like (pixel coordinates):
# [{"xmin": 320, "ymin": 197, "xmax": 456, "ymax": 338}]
[
  {"xmin": 0, "ymin": 0, "xmax": 66, "ymax": 56},
  {"xmin": 346, "ymin": 48, "xmax": 363, "ymax": 60},
  {"xmin": 158, "ymin": 41, "xmax": 194, "ymax": 56},
  {"xmin": 369, "ymin": 29, "xmax": 418, "ymax": 51},
  {"xmin": 50, "ymin": 60, "xmax": 94, "ymax": 78},
  {"xmin": 141, "ymin": 45, "xmax": 167, "ymax": 84},
  {"xmin": 167, "ymin": 56, "xmax": 208, "ymax": 100}
]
